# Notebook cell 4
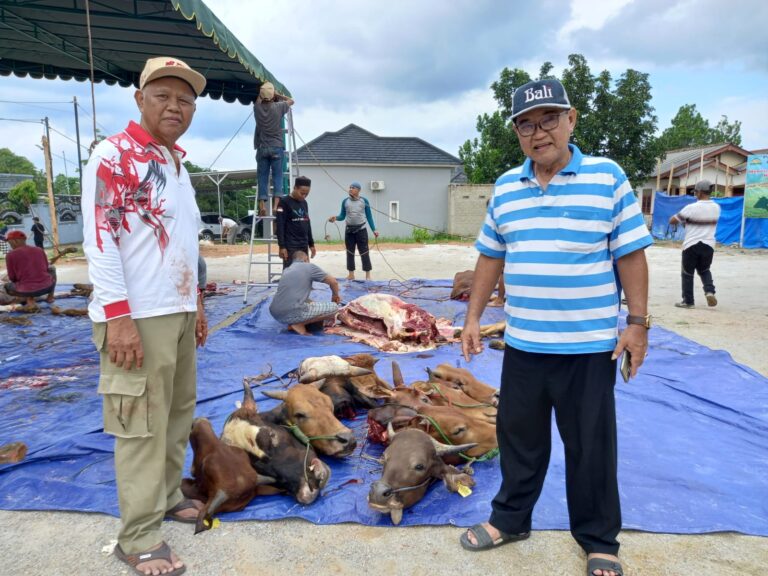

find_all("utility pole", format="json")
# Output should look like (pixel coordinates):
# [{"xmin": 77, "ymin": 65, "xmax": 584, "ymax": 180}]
[
  {"xmin": 62, "ymin": 150, "xmax": 71, "ymax": 193},
  {"xmin": 73, "ymin": 96, "xmax": 83, "ymax": 195},
  {"xmin": 42, "ymin": 117, "xmax": 60, "ymax": 251}
]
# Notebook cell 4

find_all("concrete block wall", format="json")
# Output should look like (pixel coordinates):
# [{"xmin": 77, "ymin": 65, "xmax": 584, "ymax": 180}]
[{"xmin": 448, "ymin": 183, "xmax": 493, "ymax": 237}]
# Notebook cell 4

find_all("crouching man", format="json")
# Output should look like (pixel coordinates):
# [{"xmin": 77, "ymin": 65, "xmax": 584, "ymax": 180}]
[
  {"xmin": 269, "ymin": 250, "xmax": 341, "ymax": 335},
  {"xmin": 3, "ymin": 230, "xmax": 56, "ymax": 306}
]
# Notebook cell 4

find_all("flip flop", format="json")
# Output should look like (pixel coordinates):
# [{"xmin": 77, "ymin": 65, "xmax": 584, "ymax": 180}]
[
  {"xmin": 114, "ymin": 541, "xmax": 186, "ymax": 576},
  {"xmin": 587, "ymin": 557, "xmax": 624, "ymax": 576},
  {"xmin": 164, "ymin": 498, "xmax": 201, "ymax": 524},
  {"xmin": 459, "ymin": 523, "xmax": 529, "ymax": 551}
]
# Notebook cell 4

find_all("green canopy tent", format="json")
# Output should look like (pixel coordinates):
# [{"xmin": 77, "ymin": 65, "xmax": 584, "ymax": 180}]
[{"xmin": 0, "ymin": 0, "xmax": 290, "ymax": 103}]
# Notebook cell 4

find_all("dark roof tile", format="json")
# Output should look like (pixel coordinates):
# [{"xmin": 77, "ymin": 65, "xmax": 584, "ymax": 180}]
[{"xmin": 296, "ymin": 124, "xmax": 461, "ymax": 166}]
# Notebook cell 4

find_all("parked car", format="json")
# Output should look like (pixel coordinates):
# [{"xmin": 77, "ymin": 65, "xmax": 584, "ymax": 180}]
[
  {"xmin": 238, "ymin": 214, "xmax": 264, "ymax": 243},
  {"xmin": 198, "ymin": 212, "xmax": 239, "ymax": 242}
]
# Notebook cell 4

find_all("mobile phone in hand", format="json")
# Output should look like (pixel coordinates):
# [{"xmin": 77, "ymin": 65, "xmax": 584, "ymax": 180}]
[{"xmin": 620, "ymin": 350, "xmax": 632, "ymax": 383}]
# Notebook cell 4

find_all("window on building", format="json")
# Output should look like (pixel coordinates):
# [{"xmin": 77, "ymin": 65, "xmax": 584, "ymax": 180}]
[{"xmin": 388, "ymin": 201, "xmax": 399, "ymax": 223}]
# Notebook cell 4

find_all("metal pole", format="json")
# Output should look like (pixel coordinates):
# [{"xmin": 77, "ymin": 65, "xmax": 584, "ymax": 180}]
[
  {"xmin": 73, "ymin": 97, "xmax": 83, "ymax": 194},
  {"xmin": 62, "ymin": 150, "xmax": 71, "ymax": 193}
]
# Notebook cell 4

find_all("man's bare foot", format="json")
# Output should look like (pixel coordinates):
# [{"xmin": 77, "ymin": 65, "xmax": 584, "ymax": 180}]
[
  {"xmin": 365, "ymin": 273, "xmax": 372, "ymax": 280},
  {"xmin": 346, "ymin": 273, "xmax": 355, "ymax": 280},
  {"xmin": 288, "ymin": 323, "xmax": 310, "ymax": 336},
  {"xmin": 45, "ymin": 295, "xmax": 55, "ymax": 304},
  {"xmin": 171, "ymin": 499, "xmax": 203, "ymax": 521},
  {"xmin": 487, "ymin": 296, "xmax": 504, "ymax": 307},
  {"xmin": 118, "ymin": 541, "xmax": 184, "ymax": 576},
  {"xmin": 588, "ymin": 552, "xmax": 622, "ymax": 576}
]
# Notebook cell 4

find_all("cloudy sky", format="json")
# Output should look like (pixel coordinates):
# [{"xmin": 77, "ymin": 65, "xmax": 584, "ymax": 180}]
[{"xmin": 1, "ymin": 0, "xmax": 766, "ymax": 177}]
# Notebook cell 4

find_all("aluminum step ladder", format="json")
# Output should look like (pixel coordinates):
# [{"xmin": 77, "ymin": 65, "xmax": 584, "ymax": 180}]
[{"xmin": 243, "ymin": 109, "xmax": 300, "ymax": 302}]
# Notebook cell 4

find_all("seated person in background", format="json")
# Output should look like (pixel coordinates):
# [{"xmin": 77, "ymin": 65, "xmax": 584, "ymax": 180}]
[
  {"xmin": 269, "ymin": 250, "xmax": 341, "ymax": 335},
  {"xmin": 3, "ymin": 230, "xmax": 56, "ymax": 306}
]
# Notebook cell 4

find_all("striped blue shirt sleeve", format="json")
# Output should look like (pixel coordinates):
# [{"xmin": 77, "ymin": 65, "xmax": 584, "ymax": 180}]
[
  {"xmin": 475, "ymin": 191, "xmax": 505, "ymax": 259},
  {"xmin": 609, "ymin": 165, "xmax": 653, "ymax": 260}
]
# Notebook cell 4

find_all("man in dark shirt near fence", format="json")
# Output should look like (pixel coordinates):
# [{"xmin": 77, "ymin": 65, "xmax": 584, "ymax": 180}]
[{"xmin": 275, "ymin": 176, "xmax": 315, "ymax": 268}]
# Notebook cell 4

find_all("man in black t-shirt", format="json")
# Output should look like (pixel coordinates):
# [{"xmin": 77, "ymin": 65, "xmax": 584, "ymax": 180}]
[
  {"xmin": 275, "ymin": 175, "xmax": 315, "ymax": 268},
  {"xmin": 30, "ymin": 217, "xmax": 46, "ymax": 249}
]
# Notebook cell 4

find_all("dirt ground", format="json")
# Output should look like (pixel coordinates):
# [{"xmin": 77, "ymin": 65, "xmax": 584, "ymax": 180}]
[{"xmin": 3, "ymin": 242, "xmax": 768, "ymax": 575}]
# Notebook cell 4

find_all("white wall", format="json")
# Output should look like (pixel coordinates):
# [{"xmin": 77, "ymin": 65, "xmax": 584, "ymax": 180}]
[{"xmin": 298, "ymin": 164, "xmax": 456, "ymax": 239}]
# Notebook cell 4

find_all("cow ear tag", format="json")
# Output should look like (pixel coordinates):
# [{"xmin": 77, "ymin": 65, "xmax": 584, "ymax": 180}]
[
  {"xmin": 203, "ymin": 518, "xmax": 221, "ymax": 529},
  {"xmin": 456, "ymin": 482, "xmax": 472, "ymax": 498}
]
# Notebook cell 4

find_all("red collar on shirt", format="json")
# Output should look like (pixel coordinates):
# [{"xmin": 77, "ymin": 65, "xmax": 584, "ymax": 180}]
[{"xmin": 125, "ymin": 121, "xmax": 187, "ymax": 157}]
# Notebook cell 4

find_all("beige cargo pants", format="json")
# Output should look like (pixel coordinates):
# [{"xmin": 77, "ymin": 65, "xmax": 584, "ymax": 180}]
[{"xmin": 93, "ymin": 312, "xmax": 197, "ymax": 553}]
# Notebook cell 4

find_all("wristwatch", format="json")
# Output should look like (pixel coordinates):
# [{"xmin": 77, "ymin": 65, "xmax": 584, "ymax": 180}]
[{"xmin": 626, "ymin": 314, "xmax": 652, "ymax": 329}]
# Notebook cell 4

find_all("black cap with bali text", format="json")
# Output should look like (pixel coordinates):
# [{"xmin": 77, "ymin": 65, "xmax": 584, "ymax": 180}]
[{"xmin": 511, "ymin": 79, "xmax": 572, "ymax": 120}]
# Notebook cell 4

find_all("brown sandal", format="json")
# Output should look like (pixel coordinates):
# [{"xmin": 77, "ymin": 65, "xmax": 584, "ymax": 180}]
[
  {"xmin": 164, "ymin": 498, "xmax": 201, "ymax": 524},
  {"xmin": 114, "ymin": 541, "xmax": 186, "ymax": 576}
]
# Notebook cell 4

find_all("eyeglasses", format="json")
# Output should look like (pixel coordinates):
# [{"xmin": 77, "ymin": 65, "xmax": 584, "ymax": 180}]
[{"xmin": 514, "ymin": 111, "xmax": 568, "ymax": 137}]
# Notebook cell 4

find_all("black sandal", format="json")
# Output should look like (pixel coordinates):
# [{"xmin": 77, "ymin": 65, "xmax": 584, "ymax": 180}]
[
  {"xmin": 459, "ymin": 523, "xmax": 530, "ymax": 551},
  {"xmin": 587, "ymin": 557, "xmax": 624, "ymax": 576}
]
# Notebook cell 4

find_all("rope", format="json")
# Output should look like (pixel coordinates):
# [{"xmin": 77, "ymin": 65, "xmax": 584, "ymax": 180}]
[
  {"xmin": 417, "ymin": 413, "xmax": 498, "ymax": 464},
  {"xmin": 207, "ymin": 110, "xmax": 254, "ymax": 170},
  {"xmin": 282, "ymin": 421, "xmax": 340, "ymax": 484}
]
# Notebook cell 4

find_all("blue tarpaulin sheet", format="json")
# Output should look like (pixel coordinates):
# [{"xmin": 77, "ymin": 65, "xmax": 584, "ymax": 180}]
[
  {"xmin": 1, "ymin": 282, "xmax": 767, "ymax": 535},
  {"xmin": 651, "ymin": 192, "xmax": 768, "ymax": 248}
]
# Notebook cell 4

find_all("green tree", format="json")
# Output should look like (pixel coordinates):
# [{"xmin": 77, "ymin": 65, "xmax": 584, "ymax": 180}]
[
  {"xmin": 459, "ymin": 54, "xmax": 659, "ymax": 186},
  {"xmin": 8, "ymin": 180, "xmax": 39, "ymax": 211},
  {"xmin": 53, "ymin": 173, "xmax": 80, "ymax": 195},
  {"xmin": 656, "ymin": 104, "xmax": 712, "ymax": 151},
  {"xmin": 711, "ymin": 115, "xmax": 742, "ymax": 146},
  {"xmin": 0, "ymin": 148, "xmax": 37, "ymax": 175},
  {"xmin": 656, "ymin": 104, "xmax": 742, "ymax": 152}
]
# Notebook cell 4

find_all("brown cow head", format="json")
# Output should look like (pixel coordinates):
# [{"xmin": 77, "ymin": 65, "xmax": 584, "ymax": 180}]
[
  {"xmin": 319, "ymin": 375, "xmax": 380, "ymax": 420},
  {"xmin": 412, "ymin": 405, "xmax": 497, "ymax": 458},
  {"xmin": 222, "ymin": 382, "xmax": 331, "ymax": 504},
  {"xmin": 368, "ymin": 426, "xmax": 476, "ymax": 525},
  {"xmin": 430, "ymin": 364, "xmax": 499, "ymax": 407},
  {"xmin": 263, "ymin": 384, "xmax": 357, "ymax": 457}
]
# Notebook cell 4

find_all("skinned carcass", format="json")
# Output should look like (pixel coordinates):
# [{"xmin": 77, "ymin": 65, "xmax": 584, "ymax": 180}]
[
  {"xmin": 298, "ymin": 355, "xmax": 371, "ymax": 383},
  {"xmin": 368, "ymin": 424, "xmax": 476, "ymax": 525},
  {"xmin": 326, "ymin": 294, "xmax": 456, "ymax": 353}
]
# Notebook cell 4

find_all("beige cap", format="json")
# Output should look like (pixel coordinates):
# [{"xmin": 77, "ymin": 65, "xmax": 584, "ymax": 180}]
[
  {"xmin": 139, "ymin": 57, "xmax": 206, "ymax": 96},
  {"xmin": 259, "ymin": 82, "xmax": 275, "ymax": 100}
]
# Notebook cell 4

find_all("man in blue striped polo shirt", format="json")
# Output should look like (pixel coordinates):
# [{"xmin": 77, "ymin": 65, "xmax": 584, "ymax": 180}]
[{"xmin": 459, "ymin": 79, "xmax": 652, "ymax": 576}]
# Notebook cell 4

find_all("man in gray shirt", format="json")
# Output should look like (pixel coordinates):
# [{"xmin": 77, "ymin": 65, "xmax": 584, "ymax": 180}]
[
  {"xmin": 254, "ymin": 82, "xmax": 294, "ymax": 215},
  {"xmin": 328, "ymin": 181, "xmax": 379, "ymax": 280},
  {"xmin": 269, "ymin": 251, "xmax": 341, "ymax": 335}
]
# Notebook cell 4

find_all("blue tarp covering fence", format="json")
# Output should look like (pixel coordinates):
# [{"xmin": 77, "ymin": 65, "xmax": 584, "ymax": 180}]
[
  {"xmin": 651, "ymin": 192, "xmax": 768, "ymax": 247},
  {"xmin": 1, "ymin": 282, "xmax": 767, "ymax": 535}
]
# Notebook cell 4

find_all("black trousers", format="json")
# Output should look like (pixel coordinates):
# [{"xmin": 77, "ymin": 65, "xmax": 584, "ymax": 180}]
[
  {"xmin": 681, "ymin": 241, "xmax": 715, "ymax": 305},
  {"xmin": 345, "ymin": 226, "xmax": 371, "ymax": 272},
  {"xmin": 490, "ymin": 346, "xmax": 621, "ymax": 555}
]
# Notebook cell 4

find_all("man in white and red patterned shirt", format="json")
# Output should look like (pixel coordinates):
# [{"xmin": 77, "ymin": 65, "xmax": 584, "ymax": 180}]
[{"xmin": 82, "ymin": 56, "xmax": 207, "ymax": 576}]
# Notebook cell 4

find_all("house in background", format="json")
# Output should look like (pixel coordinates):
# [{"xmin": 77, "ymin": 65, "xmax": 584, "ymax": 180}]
[
  {"xmin": 294, "ymin": 124, "xmax": 463, "ymax": 238},
  {"xmin": 635, "ymin": 143, "xmax": 753, "ymax": 214}
]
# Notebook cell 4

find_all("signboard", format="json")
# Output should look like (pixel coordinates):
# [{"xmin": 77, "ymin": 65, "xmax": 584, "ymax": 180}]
[{"xmin": 744, "ymin": 154, "xmax": 768, "ymax": 218}]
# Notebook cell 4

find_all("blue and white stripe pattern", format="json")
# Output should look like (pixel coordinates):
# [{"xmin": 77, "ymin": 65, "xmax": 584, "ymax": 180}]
[{"xmin": 476, "ymin": 144, "xmax": 652, "ymax": 354}]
